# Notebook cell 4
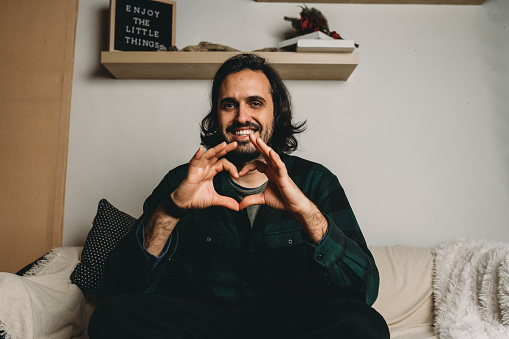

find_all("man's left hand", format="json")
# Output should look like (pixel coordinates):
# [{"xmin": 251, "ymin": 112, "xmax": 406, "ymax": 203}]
[{"xmin": 239, "ymin": 134, "xmax": 328, "ymax": 243}]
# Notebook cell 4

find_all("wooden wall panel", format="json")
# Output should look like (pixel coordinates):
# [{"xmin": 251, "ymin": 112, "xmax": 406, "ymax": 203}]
[{"xmin": 0, "ymin": 0, "xmax": 78, "ymax": 272}]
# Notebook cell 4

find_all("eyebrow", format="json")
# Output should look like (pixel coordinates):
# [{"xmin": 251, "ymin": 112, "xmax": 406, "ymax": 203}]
[
  {"xmin": 219, "ymin": 96, "xmax": 267, "ymax": 106},
  {"xmin": 247, "ymin": 95, "xmax": 267, "ymax": 103}
]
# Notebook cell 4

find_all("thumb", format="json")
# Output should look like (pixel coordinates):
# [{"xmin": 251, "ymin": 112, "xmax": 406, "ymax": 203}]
[
  {"xmin": 213, "ymin": 195, "xmax": 240, "ymax": 212},
  {"xmin": 239, "ymin": 194, "xmax": 265, "ymax": 210}
]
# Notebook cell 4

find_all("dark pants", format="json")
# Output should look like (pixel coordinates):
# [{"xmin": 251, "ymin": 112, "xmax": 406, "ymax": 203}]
[{"xmin": 88, "ymin": 295, "xmax": 389, "ymax": 339}]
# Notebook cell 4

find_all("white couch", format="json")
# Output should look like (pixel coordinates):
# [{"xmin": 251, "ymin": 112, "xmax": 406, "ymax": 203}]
[
  {"xmin": 371, "ymin": 245, "xmax": 436, "ymax": 339},
  {"xmin": 0, "ymin": 244, "xmax": 437, "ymax": 339}
]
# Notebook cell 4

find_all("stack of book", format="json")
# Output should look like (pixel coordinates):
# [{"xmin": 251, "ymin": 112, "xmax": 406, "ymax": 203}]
[{"xmin": 278, "ymin": 31, "xmax": 356, "ymax": 53}]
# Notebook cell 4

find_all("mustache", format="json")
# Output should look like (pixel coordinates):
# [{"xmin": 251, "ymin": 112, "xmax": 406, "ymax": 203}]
[{"xmin": 225, "ymin": 121, "xmax": 262, "ymax": 134}]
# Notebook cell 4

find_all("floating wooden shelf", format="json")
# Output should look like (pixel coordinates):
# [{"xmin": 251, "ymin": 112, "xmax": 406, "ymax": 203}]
[
  {"xmin": 101, "ymin": 51, "xmax": 359, "ymax": 80},
  {"xmin": 255, "ymin": 0, "xmax": 485, "ymax": 4}
]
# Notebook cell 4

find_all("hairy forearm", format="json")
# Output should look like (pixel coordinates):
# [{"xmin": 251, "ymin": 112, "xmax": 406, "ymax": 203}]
[
  {"xmin": 294, "ymin": 200, "xmax": 328, "ymax": 244},
  {"xmin": 144, "ymin": 204, "xmax": 179, "ymax": 257}
]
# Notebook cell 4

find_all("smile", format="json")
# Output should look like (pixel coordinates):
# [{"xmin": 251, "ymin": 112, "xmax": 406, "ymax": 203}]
[
  {"xmin": 226, "ymin": 122, "xmax": 262, "ymax": 142},
  {"xmin": 234, "ymin": 129, "xmax": 255, "ymax": 136}
]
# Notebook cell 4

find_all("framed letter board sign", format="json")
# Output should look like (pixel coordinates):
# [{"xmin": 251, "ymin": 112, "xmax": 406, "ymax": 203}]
[{"xmin": 110, "ymin": 0, "xmax": 176, "ymax": 51}]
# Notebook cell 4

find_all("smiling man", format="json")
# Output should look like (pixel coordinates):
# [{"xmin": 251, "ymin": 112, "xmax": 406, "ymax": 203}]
[
  {"xmin": 88, "ymin": 53, "xmax": 389, "ymax": 339},
  {"xmin": 220, "ymin": 70, "xmax": 274, "ymax": 148}
]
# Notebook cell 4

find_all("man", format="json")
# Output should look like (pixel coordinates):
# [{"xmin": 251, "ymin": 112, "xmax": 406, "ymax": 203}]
[{"xmin": 88, "ymin": 53, "xmax": 389, "ymax": 338}]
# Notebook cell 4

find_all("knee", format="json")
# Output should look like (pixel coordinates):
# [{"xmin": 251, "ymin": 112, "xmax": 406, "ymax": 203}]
[
  {"xmin": 325, "ymin": 299, "xmax": 390, "ymax": 339},
  {"xmin": 88, "ymin": 295, "xmax": 131, "ymax": 339}
]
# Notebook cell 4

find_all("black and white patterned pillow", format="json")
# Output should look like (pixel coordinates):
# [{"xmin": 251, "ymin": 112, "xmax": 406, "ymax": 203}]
[{"xmin": 70, "ymin": 199, "xmax": 137, "ymax": 298}]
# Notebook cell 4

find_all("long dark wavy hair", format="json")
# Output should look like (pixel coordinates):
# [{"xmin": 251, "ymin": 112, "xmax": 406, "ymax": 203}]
[{"xmin": 200, "ymin": 53, "xmax": 306, "ymax": 155}]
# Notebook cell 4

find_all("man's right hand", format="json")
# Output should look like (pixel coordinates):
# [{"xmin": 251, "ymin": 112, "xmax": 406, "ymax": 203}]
[
  {"xmin": 145, "ymin": 142, "xmax": 239, "ymax": 257},
  {"xmin": 171, "ymin": 141, "xmax": 240, "ymax": 212}
]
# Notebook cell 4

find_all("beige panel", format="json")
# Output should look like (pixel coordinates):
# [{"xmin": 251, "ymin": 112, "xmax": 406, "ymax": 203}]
[
  {"xmin": 256, "ymin": 0, "xmax": 485, "ymax": 4},
  {"xmin": 0, "ymin": 0, "xmax": 78, "ymax": 273}
]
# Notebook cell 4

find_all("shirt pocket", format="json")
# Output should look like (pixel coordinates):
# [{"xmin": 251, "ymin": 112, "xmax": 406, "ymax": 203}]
[
  {"xmin": 263, "ymin": 227, "xmax": 304, "ymax": 248},
  {"xmin": 178, "ymin": 225, "xmax": 238, "ymax": 283},
  {"xmin": 184, "ymin": 226, "xmax": 233, "ymax": 247}
]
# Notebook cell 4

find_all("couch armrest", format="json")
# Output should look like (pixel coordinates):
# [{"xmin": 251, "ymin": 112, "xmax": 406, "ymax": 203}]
[
  {"xmin": 369, "ymin": 245, "xmax": 435, "ymax": 333},
  {"xmin": 0, "ymin": 247, "xmax": 95, "ymax": 339}
]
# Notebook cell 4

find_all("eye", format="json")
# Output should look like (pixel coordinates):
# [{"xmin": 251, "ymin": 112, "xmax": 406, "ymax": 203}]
[
  {"xmin": 222, "ymin": 102, "xmax": 237, "ymax": 110},
  {"xmin": 250, "ymin": 101, "xmax": 263, "ymax": 108}
]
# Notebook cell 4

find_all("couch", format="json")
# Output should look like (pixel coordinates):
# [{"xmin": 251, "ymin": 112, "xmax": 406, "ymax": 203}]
[
  {"xmin": 0, "ymin": 244, "xmax": 436, "ymax": 339},
  {"xmin": 1, "ymin": 200, "xmax": 508, "ymax": 339}
]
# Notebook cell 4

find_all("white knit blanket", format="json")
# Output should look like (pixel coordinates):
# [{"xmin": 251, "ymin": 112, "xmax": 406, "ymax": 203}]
[
  {"xmin": 0, "ymin": 247, "xmax": 93, "ymax": 339},
  {"xmin": 433, "ymin": 238, "xmax": 509, "ymax": 339}
]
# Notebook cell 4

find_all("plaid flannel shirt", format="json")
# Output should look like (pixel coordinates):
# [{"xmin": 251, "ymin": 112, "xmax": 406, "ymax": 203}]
[{"xmin": 104, "ymin": 155, "xmax": 379, "ymax": 307}]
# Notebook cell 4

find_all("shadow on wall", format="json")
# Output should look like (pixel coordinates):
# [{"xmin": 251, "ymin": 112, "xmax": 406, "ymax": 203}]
[
  {"xmin": 481, "ymin": 0, "xmax": 509, "ymax": 188},
  {"xmin": 91, "ymin": 7, "xmax": 113, "ymax": 79}
]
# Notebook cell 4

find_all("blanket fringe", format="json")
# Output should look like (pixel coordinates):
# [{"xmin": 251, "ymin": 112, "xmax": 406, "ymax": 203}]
[
  {"xmin": 433, "ymin": 237, "xmax": 509, "ymax": 339},
  {"xmin": 0, "ymin": 320, "xmax": 12, "ymax": 339},
  {"xmin": 23, "ymin": 247, "xmax": 63, "ymax": 277}
]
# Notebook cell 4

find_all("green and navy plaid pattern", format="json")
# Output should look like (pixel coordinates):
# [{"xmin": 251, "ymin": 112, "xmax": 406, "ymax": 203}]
[{"xmin": 104, "ymin": 155, "xmax": 379, "ymax": 307}]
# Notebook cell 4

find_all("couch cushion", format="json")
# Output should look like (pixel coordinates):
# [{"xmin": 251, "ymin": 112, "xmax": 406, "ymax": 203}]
[
  {"xmin": 70, "ymin": 199, "xmax": 137, "ymax": 298},
  {"xmin": 370, "ymin": 245, "xmax": 435, "ymax": 332}
]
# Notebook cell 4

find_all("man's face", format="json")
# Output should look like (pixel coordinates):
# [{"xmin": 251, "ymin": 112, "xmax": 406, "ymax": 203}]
[{"xmin": 218, "ymin": 69, "xmax": 274, "ymax": 165}]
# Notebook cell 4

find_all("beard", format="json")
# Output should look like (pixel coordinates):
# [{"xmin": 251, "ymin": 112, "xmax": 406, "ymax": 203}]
[
  {"xmin": 221, "ymin": 121, "xmax": 273, "ymax": 167},
  {"xmin": 223, "ymin": 148, "xmax": 261, "ymax": 168}
]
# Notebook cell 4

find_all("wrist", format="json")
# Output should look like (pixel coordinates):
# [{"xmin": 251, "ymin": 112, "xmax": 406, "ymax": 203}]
[
  {"xmin": 161, "ymin": 194, "xmax": 187, "ymax": 219},
  {"xmin": 295, "ymin": 201, "xmax": 328, "ymax": 244}
]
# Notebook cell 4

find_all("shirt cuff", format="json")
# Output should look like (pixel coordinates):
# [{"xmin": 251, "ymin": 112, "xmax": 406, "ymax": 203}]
[
  {"xmin": 318, "ymin": 225, "xmax": 329, "ymax": 245},
  {"xmin": 136, "ymin": 221, "xmax": 172, "ymax": 272}
]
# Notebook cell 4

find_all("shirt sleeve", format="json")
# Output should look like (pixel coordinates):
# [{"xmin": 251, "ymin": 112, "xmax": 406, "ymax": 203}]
[
  {"xmin": 317, "ymin": 226, "xmax": 329, "ymax": 245},
  {"xmin": 136, "ymin": 220, "xmax": 172, "ymax": 272},
  {"xmin": 102, "ymin": 167, "xmax": 185, "ymax": 298},
  {"xmin": 305, "ymin": 174, "xmax": 379, "ymax": 306}
]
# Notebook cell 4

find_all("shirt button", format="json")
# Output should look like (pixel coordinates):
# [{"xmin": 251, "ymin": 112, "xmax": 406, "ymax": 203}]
[
  {"xmin": 317, "ymin": 254, "xmax": 323, "ymax": 261},
  {"xmin": 206, "ymin": 237, "xmax": 212, "ymax": 243},
  {"xmin": 243, "ymin": 282, "xmax": 249, "ymax": 287},
  {"xmin": 288, "ymin": 239, "xmax": 293, "ymax": 245}
]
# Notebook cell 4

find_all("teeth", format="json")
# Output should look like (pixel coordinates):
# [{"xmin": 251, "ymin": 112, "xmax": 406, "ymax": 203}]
[{"xmin": 235, "ymin": 130, "xmax": 254, "ymax": 136}]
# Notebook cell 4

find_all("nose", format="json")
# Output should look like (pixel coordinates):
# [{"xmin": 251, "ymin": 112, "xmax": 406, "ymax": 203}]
[{"xmin": 236, "ymin": 102, "xmax": 251, "ymax": 124}]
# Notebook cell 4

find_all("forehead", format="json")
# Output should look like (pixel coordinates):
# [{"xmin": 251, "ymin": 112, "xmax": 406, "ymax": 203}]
[{"xmin": 218, "ymin": 69, "xmax": 272, "ymax": 100}]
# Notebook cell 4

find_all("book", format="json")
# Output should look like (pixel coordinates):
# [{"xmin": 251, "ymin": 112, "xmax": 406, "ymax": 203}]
[
  {"xmin": 278, "ymin": 31, "xmax": 333, "ymax": 50},
  {"xmin": 295, "ymin": 39, "xmax": 357, "ymax": 53}
]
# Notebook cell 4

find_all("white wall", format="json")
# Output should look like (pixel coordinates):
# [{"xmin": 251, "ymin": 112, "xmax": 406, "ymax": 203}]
[{"xmin": 64, "ymin": 0, "xmax": 509, "ymax": 248}]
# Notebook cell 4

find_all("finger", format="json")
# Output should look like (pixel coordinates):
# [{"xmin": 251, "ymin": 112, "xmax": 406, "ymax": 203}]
[
  {"xmin": 268, "ymin": 150, "xmax": 287, "ymax": 176},
  {"xmin": 249, "ymin": 134, "xmax": 277, "ymax": 167},
  {"xmin": 189, "ymin": 147, "xmax": 205, "ymax": 167},
  {"xmin": 193, "ymin": 146, "xmax": 205, "ymax": 160},
  {"xmin": 224, "ymin": 141, "xmax": 238, "ymax": 153},
  {"xmin": 250, "ymin": 135, "xmax": 285, "ymax": 174},
  {"xmin": 248, "ymin": 133, "xmax": 265, "ymax": 154},
  {"xmin": 239, "ymin": 161, "xmax": 266, "ymax": 176},
  {"xmin": 214, "ymin": 141, "xmax": 238, "ymax": 160},
  {"xmin": 204, "ymin": 141, "xmax": 238, "ymax": 161},
  {"xmin": 202, "ymin": 142, "xmax": 227, "ymax": 160},
  {"xmin": 239, "ymin": 194, "xmax": 265, "ymax": 210},
  {"xmin": 213, "ymin": 195, "xmax": 240, "ymax": 211},
  {"xmin": 214, "ymin": 158, "xmax": 240, "ymax": 178},
  {"xmin": 252, "ymin": 135, "xmax": 273, "ymax": 156},
  {"xmin": 259, "ymin": 140, "xmax": 280, "ymax": 169}
]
